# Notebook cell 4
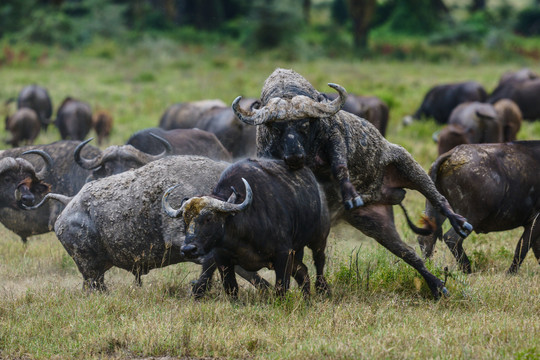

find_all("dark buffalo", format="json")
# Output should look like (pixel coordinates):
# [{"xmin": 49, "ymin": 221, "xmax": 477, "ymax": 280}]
[
  {"xmin": 126, "ymin": 127, "xmax": 232, "ymax": 161},
  {"xmin": 163, "ymin": 158, "xmax": 330, "ymax": 298},
  {"xmin": 437, "ymin": 102, "xmax": 500, "ymax": 155},
  {"xmin": 159, "ymin": 99, "xmax": 226, "ymax": 130},
  {"xmin": 0, "ymin": 141, "xmax": 100, "ymax": 242},
  {"xmin": 487, "ymin": 78, "xmax": 540, "ymax": 121},
  {"xmin": 5, "ymin": 108, "xmax": 41, "ymax": 147},
  {"xmin": 494, "ymin": 99, "xmax": 522, "ymax": 142},
  {"xmin": 26, "ymin": 156, "xmax": 267, "ymax": 290},
  {"xmin": 17, "ymin": 85, "xmax": 53, "ymax": 131},
  {"xmin": 418, "ymin": 142, "xmax": 540, "ymax": 274},
  {"xmin": 324, "ymin": 92, "xmax": 389, "ymax": 137},
  {"xmin": 405, "ymin": 81, "xmax": 488, "ymax": 125},
  {"xmin": 55, "ymin": 97, "xmax": 93, "ymax": 140},
  {"xmin": 233, "ymin": 68, "xmax": 472, "ymax": 299},
  {"xmin": 92, "ymin": 110, "xmax": 113, "ymax": 145},
  {"xmin": 0, "ymin": 151, "xmax": 51, "ymax": 211},
  {"xmin": 159, "ymin": 99, "xmax": 257, "ymax": 159}
]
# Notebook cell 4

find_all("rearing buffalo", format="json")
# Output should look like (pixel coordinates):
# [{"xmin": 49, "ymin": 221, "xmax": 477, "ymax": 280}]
[{"xmin": 232, "ymin": 68, "xmax": 472, "ymax": 299}]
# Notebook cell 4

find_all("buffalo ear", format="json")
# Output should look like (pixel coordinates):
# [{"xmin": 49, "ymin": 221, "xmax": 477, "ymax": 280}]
[{"xmin": 227, "ymin": 186, "xmax": 238, "ymax": 204}]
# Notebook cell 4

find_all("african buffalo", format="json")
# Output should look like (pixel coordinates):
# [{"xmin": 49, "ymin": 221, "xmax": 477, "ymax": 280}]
[
  {"xmin": 92, "ymin": 110, "xmax": 113, "ymax": 145},
  {"xmin": 159, "ymin": 99, "xmax": 226, "ymax": 130},
  {"xmin": 437, "ymin": 102, "xmax": 500, "ymax": 155},
  {"xmin": 487, "ymin": 78, "xmax": 540, "ymax": 121},
  {"xmin": 159, "ymin": 99, "xmax": 257, "ymax": 159},
  {"xmin": 418, "ymin": 142, "xmax": 540, "ymax": 274},
  {"xmin": 232, "ymin": 68, "xmax": 472, "ymax": 299},
  {"xmin": 5, "ymin": 108, "xmax": 41, "ymax": 147},
  {"xmin": 324, "ymin": 92, "xmax": 389, "ymax": 137},
  {"xmin": 404, "ymin": 81, "xmax": 487, "ymax": 125},
  {"xmin": 0, "ymin": 141, "xmax": 100, "ymax": 242},
  {"xmin": 55, "ymin": 97, "xmax": 93, "ymax": 140},
  {"xmin": 26, "ymin": 156, "xmax": 267, "ymax": 290},
  {"xmin": 0, "ymin": 151, "xmax": 51, "ymax": 211},
  {"xmin": 126, "ymin": 127, "xmax": 232, "ymax": 161},
  {"xmin": 494, "ymin": 99, "xmax": 522, "ymax": 142},
  {"xmin": 163, "ymin": 158, "xmax": 330, "ymax": 298},
  {"xmin": 17, "ymin": 85, "xmax": 53, "ymax": 131},
  {"xmin": 497, "ymin": 68, "xmax": 538, "ymax": 86}
]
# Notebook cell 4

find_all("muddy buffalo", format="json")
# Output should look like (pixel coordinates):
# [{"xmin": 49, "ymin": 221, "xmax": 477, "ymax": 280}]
[
  {"xmin": 26, "ymin": 156, "xmax": 266, "ymax": 290},
  {"xmin": 5, "ymin": 108, "xmax": 41, "ymax": 147},
  {"xmin": 418, "ymin": 142, "xmax": 540, "ymax": 274},
  {"xmin": 232, "ymin": 68, "xmax": 472, "ymax": 299}
]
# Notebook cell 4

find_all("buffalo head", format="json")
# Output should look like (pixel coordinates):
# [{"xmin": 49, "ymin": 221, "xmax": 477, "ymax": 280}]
[
  {"xmin": 0, "ymin": 150, "xmax": 52, "ymax": 209},
  {"xmin": 74, "ymin": 135, "xmax": 173, "ymax": 181},
  {"xmin": 233, "ymin": 79, "xmax": 347, "ymax": 170},
  {"xmin": 162, "ymin": 178, "xmax": 252, "ymax": 261}
]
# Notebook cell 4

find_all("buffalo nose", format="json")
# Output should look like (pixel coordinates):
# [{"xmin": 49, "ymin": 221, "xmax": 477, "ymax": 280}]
[
  {"xmin": 181, "ymin": 244, "xmax": 198, "ymax": 257},
  {"xmin": 284, "ymin": 154, "xmax": 305, "ymax": 170},
  {"xmin": 20, "ymin": 193, "xmax": 35, "ymax": 206}
]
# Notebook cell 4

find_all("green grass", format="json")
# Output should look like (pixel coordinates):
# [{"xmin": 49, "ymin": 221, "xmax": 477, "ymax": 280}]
[{"xmin": 1, "ymin": 42, "xmax": 540, "ymax": 359}]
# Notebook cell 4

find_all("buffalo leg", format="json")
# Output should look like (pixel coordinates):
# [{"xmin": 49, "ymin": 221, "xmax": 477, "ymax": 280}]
[
  {"xmin": 274, "ymin": 250, "xmax": 294, "ymax": 296},
  {"xmin": 82, "ymin": 272, "xmax": 106, "ymax": 291},
  {"xmin": 192, "ymin": 258, "xmax": 218, "ymax": 298},
  {"xmin": 507, "ymin": 223, "xmax": 537, "ymax": 274},
  {"xmin": 311, "ymin": 246, "xmax": 330, "ymax": 295},
  {"xmin": 346, "ymin": 204, "xmax": 448, "ymax": 299},
  {"xmin": 443, "ymin": 228, "xmax": 471, "ymax": 274},
  {"xmin": 292, "ymin": 257, "xmax": 311, "ymax": 298},
  {"xmin": 234, "ymin": 266, "xmax": 271, "ymax": 290},
  {"xmin": 218, "ymin": 264, "xmax": 239, "ymax": 298}
]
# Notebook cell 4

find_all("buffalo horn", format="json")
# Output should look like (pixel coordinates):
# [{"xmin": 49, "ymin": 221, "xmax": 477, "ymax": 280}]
[
  {"xmin": 232, "ymin": 83, "xmax": 347, "ymax": 125},
  {"xmin": 162, "ymin": 184, "xmax": 183, "ymax": 218},
  {"xmin": 147, "ymin": 133, "xmax": 173, "ymax": 160},
  {"xmin": 74, "ymin": 138, "xmax": 103, "ymax": 170},
  {"xmin": 206, "ymin": 178, "xmax": 252, "ymax": 213},
  {"xmin": 22, "ymin": 193, "xmax": 73, "ymax": 210},
  {"xmin": 21, "ymin": 149, "xmax": 53, "ymax": 179}
]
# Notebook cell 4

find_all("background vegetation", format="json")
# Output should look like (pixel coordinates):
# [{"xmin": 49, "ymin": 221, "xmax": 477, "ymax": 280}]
[{"xmin": 0, "ymin": 1, "xmax": 539, "ymax": 359}]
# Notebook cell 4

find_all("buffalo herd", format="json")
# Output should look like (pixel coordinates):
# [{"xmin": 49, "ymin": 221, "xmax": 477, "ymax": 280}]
[{"xmin": 1, "ymin": 67, "xmax": 539, "ymax": 301}]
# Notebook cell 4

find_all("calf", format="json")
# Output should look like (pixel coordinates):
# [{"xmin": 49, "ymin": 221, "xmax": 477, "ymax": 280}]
[
  {"xmin": 163, "ymin": 158, "xmax": 330, "ymax": 298},
  {"xmin": 418, "ymin": 142, "xmax": 540, "ymax": 274},
  {"xmin": 25, "ymin": 156, "xmax": 267, "ymax": 290},
  {"xmin": 5, "ymin": 108, "xmax": 41, "ymax": 147},
  {"xmin": 232, "ymin": 68, "xmax": 472, "ymax": 299},
  {"xmin": 494, "ymin": 99, "xmax": 522, "ymax": 142},
  {"xmin": 92, "ymin": 110, "xmax": 113, "ymax": 145}
]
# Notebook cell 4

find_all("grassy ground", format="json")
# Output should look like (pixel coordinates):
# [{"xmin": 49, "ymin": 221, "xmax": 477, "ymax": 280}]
[{"xmin": 0, "ymin": 43, "xmax": 539, "ymax": 359}]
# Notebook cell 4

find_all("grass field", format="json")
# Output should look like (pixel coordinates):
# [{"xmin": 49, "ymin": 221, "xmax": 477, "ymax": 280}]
[{"xmin": 0, "ymin": 42, "xmax": 539, "ymax": 359}]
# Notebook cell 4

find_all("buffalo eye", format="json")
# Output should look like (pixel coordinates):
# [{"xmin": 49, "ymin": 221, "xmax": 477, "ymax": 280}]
[{"xmin": 1, "ymin": 175, "xmax": 13, "ymax": 184}]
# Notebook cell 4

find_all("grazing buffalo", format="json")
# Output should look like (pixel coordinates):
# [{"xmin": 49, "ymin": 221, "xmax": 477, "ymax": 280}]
[
  {"xmin": 232, "ymin": 68, "xmax": 472, "ymax": 299},
  {"xmin": 404, "ymin": 81, "xmax": 487, "ymax": 125},
  {"xmin": 487, "ymin": 78, "xmax": 540, "ymax": 121},
  {"xmin": 163, "ymin": 158, "xmax": 330, "ymax": 298},
  {"xmin": 437, "ymin": 102, "xmax": 500, "ymax": 155},
  {"xmin": 26, "ymin": 156, "xmax": 267, "ymax": 290},
  {"xmin": 17, "ymin": 85, "xmax": 53, "ymax": 131},
  {"xmin": 5, "ymin": 108, "xmax": 41, "ymax": 147},
  {"xmin": 418, "ymin": 142, "xmax": 540, "ymax": 274},
  {"xmin": 55, "ymin": 97, "xmax": 93, "ymax": 140},
  {"xmin": 494, "ymin": 99, "xmax": 522, "ymax": 142},
  {"xmin": 0, "ymin": 151, "xmax": 51, "ymax": 211},
  {"xmin": 159, "ymin": 99, "xmax": 226, "ymax": 130},
  {"xmin": 324, "ymin": 92, "xmax": 389, "ymax": 137},
  {"xmin": 126, "ymin": 127, "xmax": 232, "ymax": 161},
  {"xmin": 0, "ymin": 141, "xmax": 100, "ymax": 242},
  {"xmin": 92, "ymin": 110, "xmax": 113, "ymax": 145}
]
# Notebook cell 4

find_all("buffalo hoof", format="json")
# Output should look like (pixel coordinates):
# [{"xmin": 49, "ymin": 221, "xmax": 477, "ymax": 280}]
[
  {"xmin": 458, "ymin": 222, "xmax": 473, "ymax": 238},
  {"xmin": 344, "ymin": 196, "xmax": 364, "ymax": 210}
]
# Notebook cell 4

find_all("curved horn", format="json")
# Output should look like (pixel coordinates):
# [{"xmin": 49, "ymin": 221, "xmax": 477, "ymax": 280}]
[
  {"xmin": 232, "ymin": 83, "xmax": 348, "ymax": 125},
  {"xmin": 21, "ymin": 193, "xmax": 73, "ymax": 210},
  {"xmin": 21, "ymin": 149, "xmax": 53, "ymax": 179},
  {"xmin": 207, "ymin": 178, "xmax": 252, "ymax": 213},
  {"xmin": 162, "ymin": 184, "xmax": 183, "ymax": 218},
  {"xmin": 74, "ymin": 138, "xmax": 103, "ymax": 170},
  {"xmin": 148, "ymin": 133, "xmax": 173, "ymax": 160}
]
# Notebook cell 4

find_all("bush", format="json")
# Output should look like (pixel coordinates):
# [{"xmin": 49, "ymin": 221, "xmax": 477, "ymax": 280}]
[{"xmin": 515, "ymin": 6, "xmax": 540, "ymax": 36}]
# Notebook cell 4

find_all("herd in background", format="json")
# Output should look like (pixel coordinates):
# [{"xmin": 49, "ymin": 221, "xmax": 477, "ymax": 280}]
[{"xmin": 0, "ymin": 66, "xmax": 538, "ymax": 300}]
